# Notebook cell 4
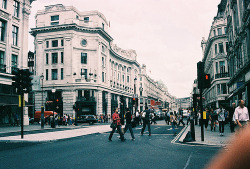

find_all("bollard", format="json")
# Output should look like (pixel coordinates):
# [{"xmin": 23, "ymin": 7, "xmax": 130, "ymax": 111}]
[{"xmin": 190, "ymin": 119, "xmax": 195, "ymax": 141}]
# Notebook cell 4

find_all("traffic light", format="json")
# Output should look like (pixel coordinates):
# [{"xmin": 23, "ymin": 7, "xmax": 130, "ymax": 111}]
[
  {"xmin": 22, "ymin": 69, "xmax": 33, "ymax": 93},
  {"xmin": 197, "ymin": 61, "xmax": 204, "ymax": 89},
  {"xmin": 12, "ymin": 69, "xmax": 21, "ymax": 93},
  {"xmin": 132, "ymin": 98, "xmax": 135, "ymax": 105},
  {"xmin": 203, "ymin": 74, "xmax": 211, "ymax": 88}
]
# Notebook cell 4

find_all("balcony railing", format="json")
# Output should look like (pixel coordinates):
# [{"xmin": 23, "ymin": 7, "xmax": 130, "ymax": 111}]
[
  {"xmin": 0, "ymin": 64, "xmax": 6, "ymax": 73},
  {"xmin": 215, "ymin": 72, "xmax": 229, "ymax": 79},
  {"xmin": 77, "ymin": 96, "xmax": 96, "ymax": 102}
]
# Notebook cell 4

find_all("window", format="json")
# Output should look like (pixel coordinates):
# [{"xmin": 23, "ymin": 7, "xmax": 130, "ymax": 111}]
[
  {"xmin": 226, "ymin": 42, "xmax": 229, "ymax": 53},
  {"xmin": 218, "ymin": 43, "xmax": 224, "ymax": 53},
  {"xmin": 46, "ymin": 41, "xmax": 49, "ymax": 48},
  {"xmin": 213, "ymin": 30, "xmax": 216, "ymax": 36},
  {"xmin": 81, "ymin": 53, "xmax": 87, "ymax": 64},
  {"xmin": 2, "ymin": 0, "xmax": 6, "ymax": 9},
  {"xmin": 61, "ymin": 52, "xmax": 64, "ymax": 63},
  {"xmin": 215, "ymin": 44, "xmax": 218, "ymax": 54},
  {"xmin": 61, "ymin": 68, "xmax": 63, "ymax": 80},
  {"xmin": 46, "ymin": 53, "xmax": 49, "ymax": 64},
  {"xmin": 46, "ymin": 69, "xmax": 48, "ymax": 80},
  {"xmin": 224, "ymin": 27, "xmax": 227, "ymax": 34},
  {"xmin": 84, "ymin": 17, "xmax": 89, "ymax": 22},
  {"xmin": 102, "ymin": 46, "xmax": 105, "ymax": 53},
  {"xmin": 0, "ymin": 20, "xmax": 6, "ymax": 41},
  {"xmin": 102, "ymin": 57, "xmax": 104, "ymax": 66},
  {"xmin": 61, "ymin": 39, "xmax": 64, "ymax": 46},
  {"xmin": 11, "ymin": 54, "xmax": 18, "ymax": 71},
  {"xmin": 52, "ymin": 40, "xmax": 58, "ymax": 47},
  {"xmin": 0, "ymin": 51, "xmax": 5, "ymax": 71},
  {"xmin": 127, "ymin": 76, "xmax": 130, "ymax": 83},
  {"xmin": 122, "ymin": 75, "xmax": 125, "ymax": 82},
  {"xmin": 218, "ymin": 28, "xmax": 222, "ymax": 35},
  {"xmin": 12, "ymin": 25, "xmax": 18, "ymax": 46},
  {"xmin": 52, "ymin": 69, "xmax": 58, "ymax": 80},
  {"xmin": 81, "ymin": 68, "xmax": 87, "ymax": 79},
  {"xmin": 51, "ymin": 15, "xmax": 59, "ymax": 25},
  {"xmin": 102, "ymin": 23, "xmax": 104, "ymax": 30},
  {"xmin": 118, "ymin": 73, "xmax": 120, "ymax": 80},
  {"xmin": 52, "ymin": 53, "xmax": 58, "ymax": 64},
  {"xmin": 76, "ymin": 15, "xmax": 79, "ymax": 19},
  {"xmin": 219, "ymin": 61, "xmax": 225, "ymax": 73},
  {"xmin": 221, "ymin": 83, "xmax": 227, "ymax": 94},
  {"xmin": 216, "ymin": 62, "xmax": 219, "ymax": 74},
  {"xmin": 217, "ymin": 84, "xmax": 220, "ymax": 95},
  {"xmin": 102, "ymin": 72, "xmax": 105, "ymax": 82},
  {"xmin": 140, "ymin": 77, "xmax": 142, "ymax": 81},
  {"xmin": 13, "ymin": 0, "xmax": 19, "ymax": 17}
]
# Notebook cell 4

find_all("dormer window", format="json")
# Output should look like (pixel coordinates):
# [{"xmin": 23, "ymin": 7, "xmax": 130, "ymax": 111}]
[
  {"xmin": 51, "ymin": 15, "xmax": 59, "ymax": 25},
  {"xmin": 84, "ymin": 17, "xmax": 89, "ymax": 22}
]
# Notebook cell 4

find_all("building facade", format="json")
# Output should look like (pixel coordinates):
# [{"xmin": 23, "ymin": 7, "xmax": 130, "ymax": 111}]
[
  {"xmin": 176, "ymin": 97, "xmax": 191, "ymax": 110},
  {"xmin": 0, "ymin": 0, "xmax": 34, "ymax": 124},
  {"xmin": 31, "ymin": 4, "xmax": 173, "ymax": 118},
  {"xmin": 225, "ymin": 0, "xmax": 250, "ymax": 110},
  {"xmin": 201, "ymin": 0, "xmax": 230, "ymax": 109}
]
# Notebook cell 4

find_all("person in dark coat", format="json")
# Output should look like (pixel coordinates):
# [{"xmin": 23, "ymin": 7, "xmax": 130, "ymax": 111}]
[
  {"xmin": 141, "ymin": 107, "xmax": 151, "ymax": 136},
  {"xmin": 123, "ymin": 108, "xmax": 135, "ymax": 140},
  {"xmin": 228, "ymin": 103, "xmax": 236, "ymax": 133}
]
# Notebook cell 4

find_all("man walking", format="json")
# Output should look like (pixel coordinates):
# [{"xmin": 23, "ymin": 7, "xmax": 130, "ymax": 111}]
[
  {"xmin": 123, "ymin": 108, "xmax": 135, "ymax": 140},
  {"xmin": 228, "ymin": 103, "xmax": 236, "ymax": 133},
  {"xmin": 109, "ymin": 108, "xmax": 125, "ymax": 142},
  {"xmin": 234, "ymin": 100, "xmax": 249, "ymax": 132},
  {"xmin": 141, "ymin": 107, "xmax": 151, "ymax": 136},
  {"xmin": 217, "ymin": 105, "xmax": 225, "ymax": 136}
]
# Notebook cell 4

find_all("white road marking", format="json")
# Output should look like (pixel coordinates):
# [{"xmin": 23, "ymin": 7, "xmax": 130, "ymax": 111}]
[{"xmin": 183, "ymin": 152, "xmax": 193, "ymax": 169}]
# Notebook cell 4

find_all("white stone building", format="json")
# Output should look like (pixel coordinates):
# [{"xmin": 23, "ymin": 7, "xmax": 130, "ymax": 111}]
[
  {"xmin": 0, "ymin": 0, "xmax": 34, "ymax": 124},
  {"xmin": 201, "ymin": 1, "xmax": 230, "ymax": 109},
  {"xmin": 31, "ymin": 4, "xmax": 173, "ymax": 118}
]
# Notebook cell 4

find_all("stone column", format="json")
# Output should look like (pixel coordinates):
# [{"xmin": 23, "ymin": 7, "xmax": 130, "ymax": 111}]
[
  {"xmin": 36, "ymin": 40, "xmax": 44, "ymax": 76},
  {"xmin": 62, "ymin": 90, "xmax": 75, "ymax": 117},
  {"xmin": 107, "ymin": 92, "xmax": 111, "ymax": 116},
  {"xmin": 64, "ymin": 36, "xmax": 73, "ymax": 82},
  {"xmin": 96, "ymin": 90, "xmax": 103, "ymax": 115}
]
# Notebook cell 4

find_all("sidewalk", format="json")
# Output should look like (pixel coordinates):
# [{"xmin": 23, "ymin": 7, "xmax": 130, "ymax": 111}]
[
  {"xmin": 179, "ymin": 123, "xmax": 234, "ymax": 146},
  {"xmin": 0, "ymin": 124, "xmax": 111, "ymax": 142}
]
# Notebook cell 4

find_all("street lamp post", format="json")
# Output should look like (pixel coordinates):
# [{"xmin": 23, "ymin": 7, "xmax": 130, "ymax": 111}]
[
  {"xmin": 51, "ymin": 88, "xmax": 56, "ymax": 128},
  {"xmin": 40, "ymin": 74, "xmax": 44, "ymax": 129}
]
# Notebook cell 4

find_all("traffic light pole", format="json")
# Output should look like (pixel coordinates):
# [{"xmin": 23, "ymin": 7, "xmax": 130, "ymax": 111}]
[
  {"xmin": 20, "ymin": 93, "xmax": 24, "ymax": 139},
  {"xmin": 200, "ymin": 88, "xmax": 204, "ymax": 141}
]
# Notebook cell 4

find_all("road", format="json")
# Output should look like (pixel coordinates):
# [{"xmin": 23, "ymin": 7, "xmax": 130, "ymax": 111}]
[{"xmin": 0, "ymin": 121, "xmax": 221, "ymax": 169}]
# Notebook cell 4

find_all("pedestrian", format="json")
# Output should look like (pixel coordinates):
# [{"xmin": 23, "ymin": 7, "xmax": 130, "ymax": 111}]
[
  {"xmin": 14, "ymin": 113, "xmax": 19, "ymax": 126},
  {"xmin": 234, "ymin": 100, "xmax": 249, "ymax": 132},
  {"xmin": 141, "ymin": 107, "xmax": 151, "ymax": 136},
  {"xmin": 55, "ymin": 115, "xmax": 58, "ymax": 126},
  {"xmin": 108, "ymin": 108, "xmax": 125, "ymax": 142},
  {"xmin": 217, "ymin": 105, "xmax": 225, "ymax": 136},
  {"xmin": 177, "ymin": 112, "xmax": 185, "ymax": 126},
  {"xmin": 205, "ymin": 108, "xmax": 209, "ymax": 130},
  {"xmin": 170, "ymin": 112, "xmax": 177, "ymax": 135},
  {"xmin": 68, "ymin": 114, "xmax": 71, "ymax": 126},
  {"xmin": 228, "ymin": 103, "xmax": 236, "ymax": 133},
  {"xmin": 210, "ymin": 108, "xmax": 217, "ymax": 131},
  {"xmin": 123, "ymin": 108, "xmax": 135, "ymax": 140},
  {"xmin": 62, "ymin": 115, "xmax": 66, "ymax": 126},
  {"xmin": 139, "ymin": 112, "xmax": 143, "ymax": 125}
]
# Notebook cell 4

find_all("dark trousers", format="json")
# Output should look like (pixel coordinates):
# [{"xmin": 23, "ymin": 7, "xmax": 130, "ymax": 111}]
[
  {"xmin": 141, "ymin": 120, "xmax": 151, "ymax": 135},
  {"xmin": 178, "ymin": 119, "xmax": 185, "ymax": 126},
  {"xmin": 230, "ymin": 120, "xmax": 235, "ymax": 132},
  {"xmin": 124, "ymin": 124, "xmax": 135, "ymax": 139},
  {"xmin": 219, "ymin": 121, "xmax": 224, "ymax": 133},
  {"xmin": 204, "ymin": 119, "xmax": 209, "ymax": 129},
  {"xmin": 187, "ymin": 118, "xmax": 190, "ymax": 125},
  {"xmin": 109, "ymin": 125, "xmax": 124, "ymax": 141}
]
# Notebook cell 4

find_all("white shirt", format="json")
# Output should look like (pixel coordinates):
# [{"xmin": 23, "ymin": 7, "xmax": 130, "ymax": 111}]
[
  {"xmin": 217, "ymin": 108, "xmax": 225, "ymax": 122},
  {"xmin": 234, "ymin": 106, "xmax": 249, "ymax": 121}
]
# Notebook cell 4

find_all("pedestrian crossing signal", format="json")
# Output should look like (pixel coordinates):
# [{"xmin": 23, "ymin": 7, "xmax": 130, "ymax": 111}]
[{"xmin": 203, "ymin": 74, "xmax": 211, "ymax": 89}]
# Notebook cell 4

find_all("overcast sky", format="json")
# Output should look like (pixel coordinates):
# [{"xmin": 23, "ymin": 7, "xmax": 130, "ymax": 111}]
[{"xmin": 29, "ymin": 0, "xmax": 221, "ymax": 98}]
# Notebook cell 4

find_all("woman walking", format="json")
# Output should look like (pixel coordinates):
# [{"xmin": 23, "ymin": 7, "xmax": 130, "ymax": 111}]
[
  {"xmin": 170, "ymin": 112, "xmax": 177, "ymax": 135},
  {"xmin": 210, "ymin": 108, "xmax": 217, "ymax": 131},
  {"xmin": 108, "ymin": 108, "xmax": 125, "ymax": 142},
  {"xmin": 217, "ymin": 105, "xmax": 225, "ymax": 136}
]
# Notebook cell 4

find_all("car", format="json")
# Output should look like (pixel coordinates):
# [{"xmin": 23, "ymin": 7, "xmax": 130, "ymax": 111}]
[
  {"xmin": 34, "ymin": 111, "xmax": 58, "ymax": 122},
  {"xmin": 77, "ymin": 115, "xmax": 97, "ymax": 125}
]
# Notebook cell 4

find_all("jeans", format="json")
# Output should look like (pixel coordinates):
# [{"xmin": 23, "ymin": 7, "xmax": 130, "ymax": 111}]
[
  {"xmin": 124, "ymin": 123, "xmax": 135, "ymax": 139},
  {"xmin": 171, "ymin": 122, "xmax": 176, "ymax": 134},
  {"xmin": 109, "ymin": 125, "xmax": 124, "ymax": 141},
  {"xmin": 219, "ymin": 121, "xmax": 224, "ymax": 133},
  {"xmin": 141, "ymin": 120, "xmax": 151, "ymax": 135}
]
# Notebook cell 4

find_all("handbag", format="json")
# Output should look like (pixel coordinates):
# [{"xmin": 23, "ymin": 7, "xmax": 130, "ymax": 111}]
[{"xmin": 110, "ymin": 122, "xmax": 117, "ymax": 128}]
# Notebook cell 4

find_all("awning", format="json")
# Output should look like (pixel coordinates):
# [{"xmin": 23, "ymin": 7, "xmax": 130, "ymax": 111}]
[{"xmin": 0, "ymin": 95, "xmax": 32, "ymax": 107}]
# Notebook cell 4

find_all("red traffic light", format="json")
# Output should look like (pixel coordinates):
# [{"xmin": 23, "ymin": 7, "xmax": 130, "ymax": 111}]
[
  {"xmin": 56, "ymin": 99, "xmax": 59, "ymax": 102},
  {"xmin": 133, "ymin": 98, "xmax": 135, "ymax": 100},
  {"xmin": 205, "ymin": 75, "xmax": 209, "ymax": 80}
]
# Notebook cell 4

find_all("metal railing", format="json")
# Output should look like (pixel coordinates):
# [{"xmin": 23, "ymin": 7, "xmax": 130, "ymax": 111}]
[{"xmin": 215, "ymin": 72, "xmax": 229, "ymax": 79}]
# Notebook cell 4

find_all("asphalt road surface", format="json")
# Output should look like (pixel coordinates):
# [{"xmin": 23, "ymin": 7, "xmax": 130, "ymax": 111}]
[{"xmin": 0, "ymin": 121, "xmax": 221, "ymax": 169}]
